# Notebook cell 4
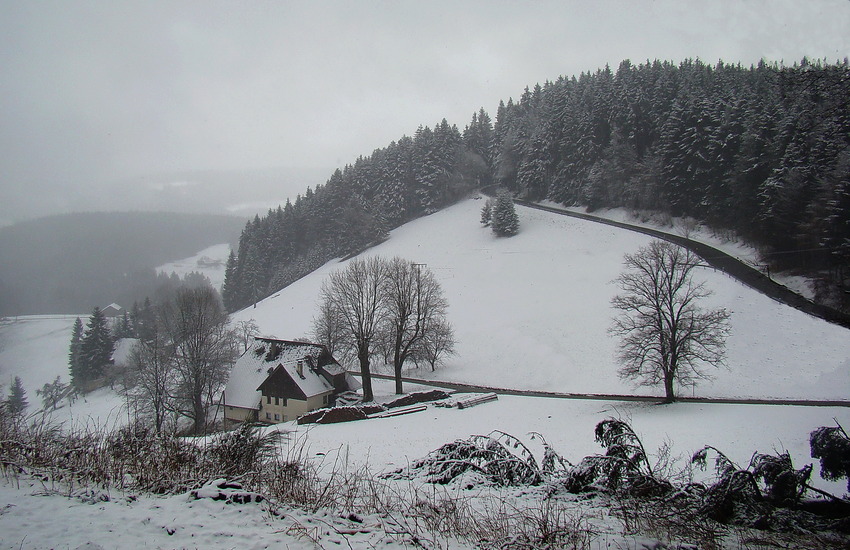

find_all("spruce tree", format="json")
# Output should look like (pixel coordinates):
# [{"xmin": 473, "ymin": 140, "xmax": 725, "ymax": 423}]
[
  {"xmin": 480, "ymin": 199, "xmax": 493, "ymax": 226},
  {"xmin": 68, "ymin": 317, "xmax": 84, "ymax": 388},
  {"xmin": 115, "ymin": 311, "xmax": 133, "ymax": 339},
  {"xmin": 222, "ymin": 250, "xmax": 238, "ymax": 312},
  {"xmin": 7, "ymin": 376, "xmax": 28, "ymax": 416},
  {"xmin": 79, "ymin": 307, "xmax": 114, "ymax": 387},
  {"xmin": 491, "ymin": 193, "xmax": 520, "ymax": 237}
]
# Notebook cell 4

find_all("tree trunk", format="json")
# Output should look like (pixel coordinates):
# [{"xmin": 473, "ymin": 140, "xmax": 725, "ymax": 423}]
[
  {"xmin": 193, "ymin": 388, "xmax": 205, "ymax": 434},
  {"xmin": 359, "ymin": 348, "xmax": 373, "ymax": 402},
  {"xmin": 393, "ymin": 346, "xmax": 404, "ymax": 395},
  {"xmin": 663, "ymin": 372, "xmax": 676, "ymax": 403}
]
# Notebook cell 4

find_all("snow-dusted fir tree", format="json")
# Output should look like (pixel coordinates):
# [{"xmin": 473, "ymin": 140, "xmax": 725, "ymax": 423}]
[
  {"xmin": 6, "ymin": 376, "xmax": 28, "ymax": 416},
  {"xmin": 480, "ymin": 198, "xmax": 493, "ymax": 227},
  {"xmin": 491, "ymin": 193, "xmax": 519, "ymax": 237},
  {"xmin": 68, "ymin": 317, "xmax": 84, "ymax": 387},
  {"xmin": 115, "ymin": 311, "xmax": 133, "ymax": 339},
  {"xmin": 222, "ymin": 250, "xmax": 238, "ymax": 312},
  {"xmin": 78, "ymin": 307, "xmax": 114, "ymax": 388}
]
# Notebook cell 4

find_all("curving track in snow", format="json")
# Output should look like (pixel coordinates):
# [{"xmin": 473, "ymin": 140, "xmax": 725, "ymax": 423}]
[
  {"xmin": 512, "ymin": 199, "xmax": 850, "ymax": 330},
  {"xmin": 363, "ymin": 372, "xmax": 850, "ymax": 407}
]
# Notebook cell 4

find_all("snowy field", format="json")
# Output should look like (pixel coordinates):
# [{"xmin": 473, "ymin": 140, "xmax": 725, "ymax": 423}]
[
  {"xmin": 2, "ymin": 196, "xmax": 849, "ymax": 548},
  {"xmin": 558, "ymin": 203, "xmax": 817, "ymax": 299},
  {"xmin": 1, "ymin": 377, "xmax": 847, "ymax": 549},
  {"xmin": 234, "ymin": 196, "xmax": 850, "ymax": 401}
]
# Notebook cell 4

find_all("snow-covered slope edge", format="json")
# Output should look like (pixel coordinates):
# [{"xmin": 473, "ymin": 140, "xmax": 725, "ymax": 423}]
[{"xmin": 233, "ymin": 196, "xmax": 850, "ymax": 401}]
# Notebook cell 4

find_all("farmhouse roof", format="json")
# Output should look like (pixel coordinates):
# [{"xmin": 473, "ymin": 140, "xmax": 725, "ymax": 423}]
[
  {"xmin": 259, "ymin": 360, "xmax": 335, "ymax": 400},
  {"xmin": 102, "ymin": 303, "xmax": 123, "ymax": 316}
]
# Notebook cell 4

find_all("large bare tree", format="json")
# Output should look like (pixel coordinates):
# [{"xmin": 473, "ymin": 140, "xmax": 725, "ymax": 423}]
[
  {"xmin": 318, "ymin": 257, "xmax": 386, "ymax": 402},
  {"xmin": 159, "ymin": 286, "xmax": 234, "ymax": 433},
  {"xmin": 382, "ymin": 257, "xmax": 450, "ymax": 393},
  {"xmin": 124, "ymin": 323, "xmax": 174, "ymax": 434},
  {"xmin": 610, "ymin": 240, "xmax": 731, "ymax": 403}
]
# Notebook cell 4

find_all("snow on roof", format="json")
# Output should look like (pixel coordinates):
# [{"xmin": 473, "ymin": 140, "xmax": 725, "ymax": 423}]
[
  {"xmin": 111, "ymin": 338, "xmax": 139, "ymax": 366},
  {"xmin": 224, "ymin": 338, "xmax": 331, "ymax": 409},
  {"xmin": 273, "ymin": 359, "xmax": 334, "ymax": 398},
  {"xmin": 321, "ymin": 362, "xmax": 345, "ymax": 376},
  {"xmin": 344, "ymin": 372, "xmax": 362, "ymax": 391}
]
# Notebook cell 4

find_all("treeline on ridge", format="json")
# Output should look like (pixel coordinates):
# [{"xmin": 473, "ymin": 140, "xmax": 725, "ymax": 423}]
[{"xmin": 223, "ymin": 58, "xmax": 850, "ymax": 312}]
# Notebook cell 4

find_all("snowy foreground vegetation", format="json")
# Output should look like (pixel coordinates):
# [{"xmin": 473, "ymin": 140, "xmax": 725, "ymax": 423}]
[{"xmin": 2, "ymin": 198, "xmax": 850, "ymax": 548}]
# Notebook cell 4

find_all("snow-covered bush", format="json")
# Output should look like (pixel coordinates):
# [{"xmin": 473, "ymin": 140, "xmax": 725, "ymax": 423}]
[
  {"xmin": 385, "ymin": 430, "xmax": 569, "ymax": 487},
  {"xmin": 811, "ymin": 424, "xmax": 850, "ymax": 492}
]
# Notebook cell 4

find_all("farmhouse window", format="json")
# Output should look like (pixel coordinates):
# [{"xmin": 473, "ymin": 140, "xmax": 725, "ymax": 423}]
[
  {"xmin": 266, "ymin": 396, "xmax": 271, "ymax": 405},
  {"xmin": 274, "ymin": 397, "xmax": 279, "ymax": 406},
  {"xmin": 274, "ymin": 414, "xmax": 280, "ymax": 421}
]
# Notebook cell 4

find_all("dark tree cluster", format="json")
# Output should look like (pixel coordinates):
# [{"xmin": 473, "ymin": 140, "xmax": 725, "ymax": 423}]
[
  {"xmin": 225, "ymin": 58, "xmax": 849, "ymax": 312},
  {"xmin": 489, "ymin": 58, "xmax": 850, "ymax": 306},
  {"xmin": 69, "ymin": 307, "xmax": 114, "ymax": 390},
  {"xmin": 223, "ymin": 117, "xmax": 492, "ymax": 311}
]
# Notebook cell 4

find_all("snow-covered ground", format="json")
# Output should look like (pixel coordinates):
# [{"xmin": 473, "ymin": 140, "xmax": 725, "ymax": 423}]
[
  {"xmin": 1, "ymin": 377, "xmax": 847, "ymax": 549},
  {"xmin": 557, "ymin": 203, "xmax": 816, "ymax": 300},
  {"xmin": 0, "ymin": 316, "xmax": 126, "ymax": 426},
  {"xmin": 234, "ymin": 196, "xmax": 850, "ymax": 401},
  {"xmin": 2, "ymin": 196, "xmax": 849, "ymax": 548},
  {"xmin": 156, "ymin": 243, "xmax": 231, "ymax": 290}
]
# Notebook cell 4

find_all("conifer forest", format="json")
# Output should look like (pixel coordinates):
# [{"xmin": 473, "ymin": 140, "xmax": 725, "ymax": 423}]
[{"xmin": 223, "ymin": 58, "xmax": 850, "ymax": 312}]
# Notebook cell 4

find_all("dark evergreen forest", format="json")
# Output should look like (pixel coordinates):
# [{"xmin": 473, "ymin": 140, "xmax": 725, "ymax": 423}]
[{"xmin": 223, "ymin": 58, "xmax": 850, "ymax": 313}]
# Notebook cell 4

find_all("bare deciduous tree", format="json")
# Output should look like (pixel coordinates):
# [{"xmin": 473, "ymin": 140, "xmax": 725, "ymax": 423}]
[
  {"xmin": 414, "ymin": 317, "xmax": 456, "ymax": 372},
  {"xmin": 610, "ymin": 240, "xmax": 731, "ymax": 403},
  {"xmin": 312, "ymin": 298, "xmax": 352, "ymax": 364},
  {"xmin": 159, "ymin": 286, "xmax": 234, "ymax": 433},
  {"xmin": 316, "ymin": 256, "xmax": 457, "ymax": 399},
  {"xmin": 124, "ymin": 324, "xmax": 175, "ymax": 434},
  {"xmin": 382, "ymin": 257, "xmax": 449, "ymax": 393},
  {"xmin": 234, "ymin": 318, "xmax": 261, "ymax": 353},
  {"xmin": 318, "ymin": 257, "xmax": 386, "ymax": 402}
]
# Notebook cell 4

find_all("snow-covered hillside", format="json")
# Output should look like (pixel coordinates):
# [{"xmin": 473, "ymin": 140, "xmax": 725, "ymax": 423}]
[
  {"xmin": 234, "ymin": 196, "xmax": 850, "ymax": 401},
  {"xmin": 2, "ymin": 197, "xmax": 850, "ymax": 548},
  {"xmin": 0, "ymin": 316, "xmax": 126, "ymax": 426}
]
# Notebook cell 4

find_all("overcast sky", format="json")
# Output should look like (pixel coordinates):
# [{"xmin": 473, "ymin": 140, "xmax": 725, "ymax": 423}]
[{"xmin": 2, "ymin": 0, "xmax": 849, "ymax": 225}]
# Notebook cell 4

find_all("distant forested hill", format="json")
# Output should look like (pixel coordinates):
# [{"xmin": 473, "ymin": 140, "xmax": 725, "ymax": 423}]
[
  {"xmin": 0, "ymin": 212, "xmax": 246, "ymax": 315},
  {"xmin": 223, "ymin": 58, "xmax": 849, "ymax": 313}
]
